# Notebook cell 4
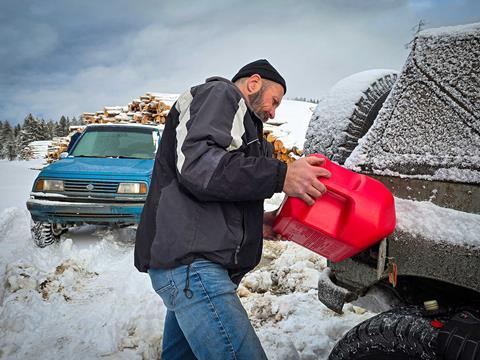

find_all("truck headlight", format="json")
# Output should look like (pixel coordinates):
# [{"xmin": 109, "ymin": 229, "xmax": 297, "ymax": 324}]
[
  {"xmin": 35, "ymin": 179, "xmax": 64, "ymax": 192},
  {"xmin": 117, "ymin": 182, "xmax": 147, "ymax": 194}
]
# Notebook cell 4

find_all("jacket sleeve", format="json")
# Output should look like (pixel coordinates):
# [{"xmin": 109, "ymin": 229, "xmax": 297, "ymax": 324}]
[{"xmin": 174, "ymin": 82, "xmax": 287, "ymax": 202}]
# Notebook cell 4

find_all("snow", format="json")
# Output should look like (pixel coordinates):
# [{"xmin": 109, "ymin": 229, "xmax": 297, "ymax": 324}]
[
  {"xmin": 312, "ymin": 69, "xmax": 397, "ymax": 122},
  {"xmin": 27, "ymin": 141, "xmax": 52, "ymax": 159},
  {"xmin": 395, "ymin": 198, "xmax": 480, "ymax": 248},
  {"xmin": 345, "ymin": 22, "xmax": 480, "ymax": 184},
  {"xmin": 145, "ymin": 93, "xmax": 179, "ymax": 107},
  {"xmin": 3, "ymin": 36, "xmax": 477, "ymax": 353},
  {"xmin": 0, "ymin": 216, "xmax": 164, "ymax": 359},
  {"xmin": 2, "ymin": 35, "xmax": 479, "ymax": 353},
  {"xmin": 265, "ymin": 100, "xmax": 317, "ymax": 149},
  {"xmin": 419, "ymin": 21, "xmax": 480, "ymax": 38},
  {"xmin": 347, "ymin": 166, "xmax": 480, "ymax": 184},
  {"xmin": 104, "ymin": 106, "xmax": 128, "ymax": 112},
  {"xmin": 0, "ymin": 159, "xmax": 43, "ymax": 212},
  {"xmin": 303, "ymin": 69, "xmax": 398, "ymax": 160},
  {"xmin": 1, "ymin": 101, "xmax": 374, "ymax": 359}
]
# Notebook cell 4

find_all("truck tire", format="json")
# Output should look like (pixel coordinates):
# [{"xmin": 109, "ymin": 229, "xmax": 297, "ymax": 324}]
[
  {"xmin": 31, "ymin": 221, "xmax": 62, "ymax": 248},
  {"xmin": 328, "ymin": 307, "xmax": 438, "ymax": 360},
  {"xmin": 304, "ymin": 70, "xmax": 398, "ymax": 164}
]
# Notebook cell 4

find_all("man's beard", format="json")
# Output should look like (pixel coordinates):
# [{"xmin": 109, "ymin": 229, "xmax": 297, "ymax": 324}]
[{"xmin": 248, "ymin": 87, "xmax": 269, "ymax": 122}]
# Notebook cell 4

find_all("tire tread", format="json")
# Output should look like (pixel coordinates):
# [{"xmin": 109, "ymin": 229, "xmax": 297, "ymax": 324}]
[
  {"xmin": 328, "ymin": 306, "xmax": 438, "ymax": 360},
  {"xmin": 304, "ymin": 72, "xmax": 397, "ymax": 164}
]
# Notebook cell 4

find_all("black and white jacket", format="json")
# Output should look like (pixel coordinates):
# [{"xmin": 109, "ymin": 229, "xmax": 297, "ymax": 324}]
[{"xmin": 134, "ymin": 77, "xmax": 287, "ymax": 284}]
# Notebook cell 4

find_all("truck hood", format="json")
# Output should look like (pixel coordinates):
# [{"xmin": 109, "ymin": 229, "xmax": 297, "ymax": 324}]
[{"xmin": 40, "ymin": 157, "xmax": 154, "ymax": 180}]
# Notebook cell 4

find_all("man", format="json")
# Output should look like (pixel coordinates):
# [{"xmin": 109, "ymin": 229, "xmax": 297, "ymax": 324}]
[{"xmin": 135, "ymin": 59, "xmax": 330, "ymax": 359}]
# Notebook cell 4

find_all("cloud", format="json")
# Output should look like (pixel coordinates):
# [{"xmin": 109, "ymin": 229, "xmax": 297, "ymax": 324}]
[
  {"xmin": 1, "ymin": 0, "xmax": 479, "ymax": 124},
  {"xmin": 0, "ymin": 22, "xmax": 58, "ymax": 73}
]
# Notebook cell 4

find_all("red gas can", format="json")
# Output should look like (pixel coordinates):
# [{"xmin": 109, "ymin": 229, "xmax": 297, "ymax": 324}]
[{"xmin": 273, "ymin": 154, "xmax": 396, "ymax": 262}]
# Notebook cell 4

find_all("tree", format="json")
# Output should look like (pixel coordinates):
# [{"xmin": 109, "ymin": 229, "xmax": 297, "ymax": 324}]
[
  {"xmin": 19, "ymin": 114, "xmax": 38, "ymax": 147},
  {"xmin": 19, "ymin": 145, "xmax": 35, "ymax": 160},
  {"xmin": 0, "ymin": 121, "xmax": 4, "ymax": 159},
  {"xmin": 1, "ymin": 121, "xmax": 17, "ymax": 160},
  {"xmin": 19, "ymin": 114, "xmax": 45, "ymax": 148},
  {"xmin": 71, "ymin": 116, "xmax": 83, "ymax": 126},
  {"xmin": 14, "ymin": 123, "xmax": 21, "ymax": 137},
  {"xmin": 46, "ymin": 120, "xmax": 56, "ymax": 139},
  {"xmin": 55, "ymin": 115, "xmax": 70, "ymax": 137},
  {"xmin": 38, "ymin": 119, "xmax": 50, "ymax": 140}
]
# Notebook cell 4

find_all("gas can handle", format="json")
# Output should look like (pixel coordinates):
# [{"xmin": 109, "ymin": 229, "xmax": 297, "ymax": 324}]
[
  {"xmin": 308, "ymin": 154, "xmax": 355, "ymax": 203},
  {"xmin": 321, "ymin": 177, "xmax": 355, "ymax": 204}
]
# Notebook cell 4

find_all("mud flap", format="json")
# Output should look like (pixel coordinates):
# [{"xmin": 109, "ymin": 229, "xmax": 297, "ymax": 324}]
[{"xmin": 317, "ymin": 267, "xmax": 357, "ymax": 314}]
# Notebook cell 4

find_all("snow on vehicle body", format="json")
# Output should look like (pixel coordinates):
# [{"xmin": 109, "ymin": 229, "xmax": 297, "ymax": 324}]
[
  {"xmin": 304, "ymin": 22, "xmax": 480, "ymax": 359},
  {"xmin": 27, "ymin": 123, "xmax": 162, "ymax": 247}
]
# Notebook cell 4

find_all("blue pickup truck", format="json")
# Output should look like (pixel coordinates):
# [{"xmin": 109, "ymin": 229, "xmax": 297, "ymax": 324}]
[{"xmin": 27, "ymin": 123, "xmax": 162, "ymax": 247}]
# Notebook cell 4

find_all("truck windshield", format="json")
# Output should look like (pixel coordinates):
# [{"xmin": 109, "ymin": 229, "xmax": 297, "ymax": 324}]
[{"xmin": 70, "ymin": 128, "xmax": 159, "ymax": 159}]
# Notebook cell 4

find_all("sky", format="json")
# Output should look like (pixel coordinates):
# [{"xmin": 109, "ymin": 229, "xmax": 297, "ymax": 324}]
[{"xmin": 1, "ymin": 0, "xmax": 479, "ymax": 125}]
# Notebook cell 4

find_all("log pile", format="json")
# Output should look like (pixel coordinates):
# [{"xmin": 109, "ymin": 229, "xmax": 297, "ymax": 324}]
[
  {"xmin": 46, "ymin": 126, "xmax": 86, "ymax": 164},
  {"xmin": 48, "ymin": 93, "xmax": 307, "ymax": 166},
  {"xmin": 82, "ymin": 92, "xmax": 173, "ymax": 125},
  {"xmin": 22, "ymin": 141, "xmax": 52, "ymax": 160},
  {"xmin": 263, "ymin": 130, "xmax": 303, "ymax": 164},
  {"xmin": 46, "ymin": 138, "xmax": 70, "ymax": 164}
]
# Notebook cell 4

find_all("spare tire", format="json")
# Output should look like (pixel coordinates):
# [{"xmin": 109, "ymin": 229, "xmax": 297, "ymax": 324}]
[
  {"xmin": 329, "ymin": 306, "xmax": 438, "ymax": 360},
  {"xmin": 304, "ymin": 70, "xmax": 398, "ymax": 164}
]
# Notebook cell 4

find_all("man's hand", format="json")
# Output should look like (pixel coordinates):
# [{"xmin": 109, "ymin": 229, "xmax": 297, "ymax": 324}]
[
  {"xmin": 263, "ymin": 210, "xmax": 283, "ymax": 240},
  {"xmin": 283, "ymin": 157, "xmax": 331, "ymax": 206}
]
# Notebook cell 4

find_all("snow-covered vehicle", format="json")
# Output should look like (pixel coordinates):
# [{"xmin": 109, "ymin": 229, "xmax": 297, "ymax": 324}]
[
  {"xmin": 304, "ymin": 23, "xmax": 480, "ymax": 359},
  {"xmin": 26, "ymin": 123, "xmax": 161, "ymax": 247}
]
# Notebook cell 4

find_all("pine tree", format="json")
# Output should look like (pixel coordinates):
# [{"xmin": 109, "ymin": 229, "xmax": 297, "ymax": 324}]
[
  {"xmin": 14, "ymin": 123, "xmax": 21, "ymax": 137},
  {"xmin": 19, "ymin": 114, "xmax": 42, "ymax": 148},
  {"xmin": 46, "ymin": 120, "xmax": 56, "ymax": 139},
  {"xmin": 71, "ymin": 116, "xmax": 83, "ymax": 126},
  {"xmin": 55, "ymin": 115, "xmax": 70, "ymax": 137},
  {"xmin": 1, "ymin": 121, "xmax": 17, "ymax": 160},
  {"xmin": 19, "ymin": 145, "xmax": 35, "ymax": 160},
  {"xmin": 5, "ymin": 139, "xmax": 18, "ymax": 160},
  {"xmin": 0, "ymin": 121, "xmax": 4, "ymax": 159},
  {"xmin": 38, "ymin": 119, "xmax": 50, "ymax": 140}
]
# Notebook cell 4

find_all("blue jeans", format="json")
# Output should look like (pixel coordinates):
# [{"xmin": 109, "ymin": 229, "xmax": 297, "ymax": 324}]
[{"xmin": 148, "ymin": 259, "xmax": 267, "ymax": 360}]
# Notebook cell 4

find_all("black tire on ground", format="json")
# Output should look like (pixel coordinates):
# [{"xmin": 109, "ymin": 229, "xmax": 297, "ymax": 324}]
[
  {"xmin": 329, "ymin": 307, "xmax": 438, "ymax": 360},
  {"xmin": 31, "ymin": 221, "xmax": 62, "ymax": 248},
  {"xmin": 304, "ymin": 70, "xmax": 398, "ymax": 164}
]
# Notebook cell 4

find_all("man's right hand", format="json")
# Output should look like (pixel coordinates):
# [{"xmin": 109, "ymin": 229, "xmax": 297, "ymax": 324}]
[{"xmin": 283, "ymin": 156, "xmax": 331, "ymax": 206}]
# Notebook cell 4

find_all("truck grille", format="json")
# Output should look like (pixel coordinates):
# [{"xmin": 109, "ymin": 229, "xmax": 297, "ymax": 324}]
[{"xmin": 63, "ymin": 180, "xmax": 119, "ymax": 194}]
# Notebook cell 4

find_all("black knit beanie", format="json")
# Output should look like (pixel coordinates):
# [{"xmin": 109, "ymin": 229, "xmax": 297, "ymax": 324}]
[{"xmin": 232, "ymin": 59, "xmax": 287, "ymax": 94}]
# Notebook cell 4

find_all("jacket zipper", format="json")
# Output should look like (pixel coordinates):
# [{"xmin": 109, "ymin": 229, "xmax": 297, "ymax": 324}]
[{"xmin": 234, "ymin": 208, "xmax": 246, "ymax": 265}]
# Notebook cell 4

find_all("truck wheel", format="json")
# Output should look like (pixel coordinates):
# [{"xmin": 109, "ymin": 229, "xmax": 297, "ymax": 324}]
[
  {"xmin": 304, "ymin": 70, "xmax": 398, "ymax": 164},
  {"xmin": 31, "ymin": 221, "xmax": 62, "ymax": 248},
  {"xmin": 328, "ymin": 307, "xmax": 438, "ymax": 360}
]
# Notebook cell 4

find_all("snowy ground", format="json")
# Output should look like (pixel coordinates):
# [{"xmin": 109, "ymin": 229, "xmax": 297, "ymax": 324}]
[{"xmin": 0, "ymin": 160, "xmax": 373, "ymax": 359}]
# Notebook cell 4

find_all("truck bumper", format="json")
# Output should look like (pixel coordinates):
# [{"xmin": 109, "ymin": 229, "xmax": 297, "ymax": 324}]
[{"xmin": 26, "ymin": 198, "xmax": 144, "ymax": 225}]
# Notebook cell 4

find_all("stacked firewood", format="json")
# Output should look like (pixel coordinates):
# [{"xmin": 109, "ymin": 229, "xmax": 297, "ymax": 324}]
[
  {"xmin": 263, "ymin": 130, "xmax": 303, "ymax": 164},
  {"xmin": 82, "ymin": 93, "xmax": 173, "ymax": 125},
  {"xmin": 45, "ymin": 126, "xmax": 86, "ymax": 163},
  {"xmin": 50, "ymin": 92, "xmax": 307, "ymax": 165},
  {"xmin": 46, "ymin": 138, "xmax": 70, "ymax": 163}
]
